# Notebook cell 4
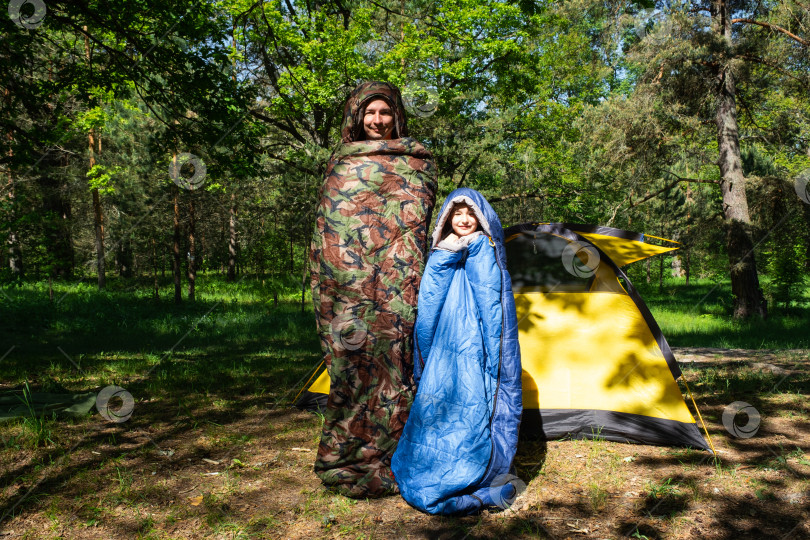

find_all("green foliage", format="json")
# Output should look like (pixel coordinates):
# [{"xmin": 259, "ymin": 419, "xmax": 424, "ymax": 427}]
[
  {"xmin": 18, "ymin": 382, "xmax": 56, "ymax": 448},
  {"xmin": 86, "ymin": 164, "xmax": 122, "ymax": 194},
  {"xmin": 766, "ymin": 239, "xmax": 807, "ymax": 308},
  {"xmin": 0, "ymin": 277, "xmax": 320, "ymax": 394},
  {"xmin": 0, "ymin": 0, "xmax": 807, "ymax": 323},
  {"xmin": 637, "ymin": 277, "xmax": 810, "ymax": 349},
  {"xmin": 574, "ymin": 0, "xmax": 810, "ymax": 316},
  {"xmin": 646, "ymin": 477, "xmax": 677, "ymax": 499}
]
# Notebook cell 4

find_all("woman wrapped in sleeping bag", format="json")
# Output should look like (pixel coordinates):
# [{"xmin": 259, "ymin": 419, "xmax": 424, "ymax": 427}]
[
  {"xmin": 310, "ymin": 81, "xmax": 438, "ymax": 498},
  {"xmin": 391, "ymin": 188, "xmax": 522, "ymax": 515}
]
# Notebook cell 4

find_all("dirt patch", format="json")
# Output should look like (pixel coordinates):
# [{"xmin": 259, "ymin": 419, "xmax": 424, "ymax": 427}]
[
  {"xmin": 1, "ymin": 350, "xmax": 809, "ymax": 539},
  {"xmin": 674, "ymin": 347, "xmax": 809, "ymax": 366}
]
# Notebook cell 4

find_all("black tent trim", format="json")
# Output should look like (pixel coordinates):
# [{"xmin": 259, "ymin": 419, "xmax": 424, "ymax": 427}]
[
  {"xmin": 520, "ymin": 408, "xmax": 711, "ymax": 451},
  {"xmin": 505, "ymin": 223, "xmax": 647, "ymax": 243},
  {"xmin": 560, "ymin": 223, "xmax": 645, "ymax": 242},
  {"xmin": 295, "ymin": 389, "xmax": 327, "ymax": 413}
]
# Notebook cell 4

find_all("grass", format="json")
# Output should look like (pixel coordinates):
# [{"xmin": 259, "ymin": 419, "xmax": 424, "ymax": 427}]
[
  {"xmin": 0, "ymin": 275, "xmax": 320, "ymax": 398},
  {"xmin": 586, "ymin": 482, "xmax": 608, "ymax": 513},
  {"xmin": 1, "ymin": 274, "xmax": 806, "ymax": 397},
  {"xmin": 0, "ymin": 274, "xmax": 809, "ymax": 538},
  {"xmin": 635, "ymin": 277, "xmax": 810, "ymax": 349},
  {"xmin": 18, "ymin": 383, "xmax": 56, "ymax": 448},
  {"xmin": 646, "ymin": 477, "xmax": 678, "ymax": 499}
]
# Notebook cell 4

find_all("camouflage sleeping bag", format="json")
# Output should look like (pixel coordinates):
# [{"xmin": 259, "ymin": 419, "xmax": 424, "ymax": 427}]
[{"xmin": 309, "ymin": 82, "xmax": 438, "ymax": 498}]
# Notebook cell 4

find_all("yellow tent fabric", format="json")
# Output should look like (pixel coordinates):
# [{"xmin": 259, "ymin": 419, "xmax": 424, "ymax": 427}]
[
  {"xmin": 309, "ymin": 366, "xmax": 330, "ymax": 394},
  {"xmin": 516, "ymin": 291, "xmax": 695, "ymax": 424},
  {"xmin": 577, "ymin": 232, "xmax": 679, "ymax": 267}
]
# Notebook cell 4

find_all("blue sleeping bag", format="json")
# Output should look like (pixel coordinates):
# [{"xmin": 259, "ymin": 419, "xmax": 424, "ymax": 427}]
[{"xmin": 391, "ymin": 188, "xmax": 522, "ymax": 515}]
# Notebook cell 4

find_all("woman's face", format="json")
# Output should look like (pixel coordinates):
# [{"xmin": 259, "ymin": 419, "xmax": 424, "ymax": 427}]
[
  {"xmin": 450, "ymin": 205, "xmax": 478, "ymax": 237},
  {"xmin": 362, "ymin": 99, "xmax": 395, "ymax": 140}
]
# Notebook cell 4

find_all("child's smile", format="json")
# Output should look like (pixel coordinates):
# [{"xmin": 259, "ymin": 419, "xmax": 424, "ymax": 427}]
[{"xmin": 451, "ymin": 205, "xmax": 478, "ymax": 237}]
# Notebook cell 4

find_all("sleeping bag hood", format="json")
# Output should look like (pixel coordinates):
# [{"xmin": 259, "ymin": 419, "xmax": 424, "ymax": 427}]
[{"xmin": 391, "ymin": 188, "xmax": 523, "ymax": 515}]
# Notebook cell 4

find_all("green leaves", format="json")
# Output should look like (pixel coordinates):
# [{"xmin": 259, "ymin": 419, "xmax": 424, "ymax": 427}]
[{"xmin": 86, "ymin": 164, "xmax": 121, "ymax": 194}]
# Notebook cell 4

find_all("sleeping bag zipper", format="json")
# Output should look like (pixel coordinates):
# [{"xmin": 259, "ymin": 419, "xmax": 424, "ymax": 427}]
[{"xmin": 473, "ymin": 236, "xmax": 507, "ymax": 499}]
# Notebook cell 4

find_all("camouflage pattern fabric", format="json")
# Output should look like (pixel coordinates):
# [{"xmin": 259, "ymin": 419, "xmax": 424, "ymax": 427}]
[{"xmin": 309, "ymin": 82, "xmax": 437, "ymax": 498}]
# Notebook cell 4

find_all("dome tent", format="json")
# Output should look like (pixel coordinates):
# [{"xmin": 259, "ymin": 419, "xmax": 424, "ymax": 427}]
[{"xmin": 506, "ymin": 222, "xmax": 711, "ymax": 451}]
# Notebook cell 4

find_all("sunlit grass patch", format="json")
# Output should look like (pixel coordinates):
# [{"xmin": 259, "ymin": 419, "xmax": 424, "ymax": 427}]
[
  {"xmin": 638, "ymin": 278, "xmax": 810, "ymax": 349},
  {"xmin": 0, "ymin": 276, "xmax": 320, "ymax": 402}
]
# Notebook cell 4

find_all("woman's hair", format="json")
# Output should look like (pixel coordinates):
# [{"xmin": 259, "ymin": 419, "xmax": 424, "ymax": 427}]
[{"xmin": 440, "ymin": 202, "xmax": 481, "ymax": 239}]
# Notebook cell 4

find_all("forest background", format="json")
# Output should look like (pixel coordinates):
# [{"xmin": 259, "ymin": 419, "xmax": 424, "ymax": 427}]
[
  {"xmin": 1, "ymin": 1, "xmax": 810, "ymax": 537},
  {"xmin": 1, "ymin": 0, "xmax": 809, "ymax": 318}
]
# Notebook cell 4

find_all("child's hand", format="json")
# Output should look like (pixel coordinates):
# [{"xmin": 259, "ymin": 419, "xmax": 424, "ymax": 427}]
[{"xmin": 444, "ymin": 233, "xmax": 459, "ymax": 243}]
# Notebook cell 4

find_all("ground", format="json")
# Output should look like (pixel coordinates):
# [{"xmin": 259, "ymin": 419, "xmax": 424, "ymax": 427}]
[{"xmin": 0, "ymin": 348, "xmax": 808, "ymax": 539}]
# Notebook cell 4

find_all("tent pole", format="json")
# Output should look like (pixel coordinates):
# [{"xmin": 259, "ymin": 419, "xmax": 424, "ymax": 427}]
[
  {"xmin": 681, "ymin": 376, "xmax": 718, "ymax": 455},
  {"xmin": 293, "ymin": 360, "xmax": 326, "ymax": 405},
  {"xmin": 644, "ymin": 233, "xmax": 682, "ymax": 245}
]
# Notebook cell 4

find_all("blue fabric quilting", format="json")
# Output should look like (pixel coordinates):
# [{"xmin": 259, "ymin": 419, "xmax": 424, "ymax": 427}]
[{"xmin": 392, "ymin": 188, "xmax": 522, "ymax": 515}]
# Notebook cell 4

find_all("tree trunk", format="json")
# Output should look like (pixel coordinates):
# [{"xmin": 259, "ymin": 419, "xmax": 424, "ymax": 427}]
[
  {"xmin": 226, "ymin": 29, "xmax": 240, "ymax": 281},
  {"xmin": 85, "ymin": 29, "xmax": 105, "ymax": 290},
  {"xmin": 6, "ymin": 158, "xmax": 22, "ymax": 277},
  {"xmin": 38, "ymin": 171, "xmax": 74, "ymax": 278},
  {"xmin": 4, "ymin": 95, "xmax": 20, "ymax": 275},
  {"xmin": 227, "ymin": 192, "xmax": 237, "ymax": 281},
  {"xmin": 152, "ymin": 237, "xmax": 159, "ymax": 300},
  {"xmin": 644, "ymin": 206, "xmax": 651, "ymax": 283},
  {"xmin": 713, "ymin": 0, "xmax": 766, "ymax": 319},
  {"xmin": 671, "ymin": 255, "xmax": 684, "ymax": 278},
  {"xmin": 290, "ymin": 237, "xmax": 294, "ymax": 273},
  {"xmin": 685, "ymin": 249, "xmax": 691, "ymax": 286},
  {"xmin": 300, "ymin": 234, "xmax": 310, "ymax": 313},
  {"xmin": 685, "ymin": 183, "xmax": 692, "ymax": 286},
  {"xmin": 90, "ymin": 135, "xmax": 105, "ymax": 289},
  {"xmin": 117, "ymin": 234, "xmax": 133, "ymax": 278},
  {"xmin": 200, "ymin": 227, "xmax": 205, "ymax": 275},
  {"xmin": 188, "ymin": 197, "xmax": 196, "ymax": 302},
  {"xmin": 301, "ymin": 267, "xmax": 307, "ymax": 313},
  {"xmin": 658, "ymin": 252, "xmax": 664, "ymax": 291},
  {"xmin": 173, "ymin": 181, "xmax": 182, "ymax": 304},
  {"xmin": 803, "ymin": 201, "xmax": 810, "ymax": 273},
  {"xmin": 802, "ymin": 154, "xmax": 810, "ymax": 271},
  {"xmin": 256, "ymin": 218, "xmax": 265, "ymax": 278}
]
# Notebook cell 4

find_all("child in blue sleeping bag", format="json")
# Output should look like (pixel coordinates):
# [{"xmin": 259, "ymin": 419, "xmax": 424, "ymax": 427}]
[{"xmin": 391, "ymin": 188, "xmax": 522, "ymax": 515}]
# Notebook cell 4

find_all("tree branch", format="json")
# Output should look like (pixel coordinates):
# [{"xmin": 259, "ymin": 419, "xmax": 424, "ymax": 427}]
[
  {"xmin": 487, "ymin": 192, "xmax": 565, "ymax": 203},
  {"xmin": 263, "ymin": 151, "xmax": 317, "ymax": 176},
  {"xmin": 732, "ymin": 18, "xmax": 809, "ymax": 46},
  {"xmin": 628, "ymin": 173, "xmax": 718, "ymax": 209},
  {"xmin": 456, "ymin": 156, "xmax": 479, "ymax": 188},
  {"xmin": 606, "ymin": 201, "xmax": 622, "ymax": 227},
  {"xmin": 736, "ymin": 53, "xmax": 808, "ymax": 89},
  {"xmin": 250, "ymin": 108, "xmax": 307, "ymax": 145}
]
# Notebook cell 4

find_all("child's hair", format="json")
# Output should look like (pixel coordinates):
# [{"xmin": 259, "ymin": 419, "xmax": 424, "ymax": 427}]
[{"xmin": 441, "ymin": 202, "xmax": 481, "ymax": 239}]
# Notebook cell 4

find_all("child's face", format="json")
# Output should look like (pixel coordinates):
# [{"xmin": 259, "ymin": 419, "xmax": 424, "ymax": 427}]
[{"xmin": 450, "ymin": 205, "xmax": 478, "ymax": 237}]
